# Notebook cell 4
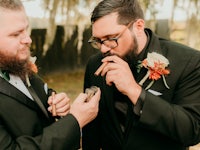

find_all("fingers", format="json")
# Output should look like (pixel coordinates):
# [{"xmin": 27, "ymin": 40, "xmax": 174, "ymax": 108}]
[
  {"xmin": 100, "ymin": 55, "xmax": 126, "ymax": 76},
  {"xmin": 70, "ymin": 88, "xmax": 101, "ymax": 128},
  {"xmin": 102, "ymin": 55, "xmax": 124, "ymax": 64},
  {"xmin": 74, "ymin": 93, "xmax": 88, "ymax": 103},
  {"xmin": 73, "ymin": 88, "xmax": 100, "ymax": 105},
  {"xmin": 94, "ymin": 62, "xmax": 108, "ymax": 76},
  {"xmin": 100, "ymin": 62, "xmax": 118, "ymax": 76},
  {"xmin": 48, "ymin": 88, "xmax": 101, "ymax": 119},
  {"xmin": 48, "ymin": 92, "xmax": 71, "ymax": 116},
  {"xmin": 55, "ymin": 104, "xmax": 70, "ymax": 116}
]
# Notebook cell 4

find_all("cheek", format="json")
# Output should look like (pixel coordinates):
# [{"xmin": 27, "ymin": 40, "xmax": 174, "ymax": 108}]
[
  {"xmin": 118, "ymin": 36, "xmax": 134, "ymax": 56},
  {"xmin": 16, "ymin": 45, "xmax": 30, "ymax": 61},
  {"xmin": 0, "ymin": 40, "xmax": 18, "ymax": 56}
]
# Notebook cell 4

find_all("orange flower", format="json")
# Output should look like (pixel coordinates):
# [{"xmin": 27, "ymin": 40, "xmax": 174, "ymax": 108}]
[
  {"xmin": 147, "ymin": 61, "xmax": 170, "ymax": 80},
  {"xmin": 30, "ymin": 63, "xmax": 38, "ymax": 74},
  {"xmin": 139, "ymin": 52, "xmax": 170, "ymax": 90},
  {"xmin": 29, "ymin": 56, "xmax": 38, "ymax": 74},
  {"xmin": 142, "ymin": 59, "xmax": 148, "ymax": 67}
]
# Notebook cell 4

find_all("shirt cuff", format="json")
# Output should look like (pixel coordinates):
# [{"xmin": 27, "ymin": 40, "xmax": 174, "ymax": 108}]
[{"xmin": 133, "ymin": 88, "xmax": 146, "ymax": 116}]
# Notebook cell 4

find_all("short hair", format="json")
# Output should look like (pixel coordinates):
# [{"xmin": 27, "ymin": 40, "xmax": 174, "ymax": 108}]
[
  {"xmin": 91, "ymin": 0, "xmax": 144, "ymax": 25},
  {"xmin": 0, "ymin": 0, "xmax": 23, "ymax": 10}
]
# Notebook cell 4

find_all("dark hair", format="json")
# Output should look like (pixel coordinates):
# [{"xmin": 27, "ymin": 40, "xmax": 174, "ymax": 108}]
[
  {"xmin": 91, "ymin": 0, "xmax": 144, "ymax": 25},
  {"xmin": 0, "ymin": 0, "xmax": 23, "ymax": 10}
]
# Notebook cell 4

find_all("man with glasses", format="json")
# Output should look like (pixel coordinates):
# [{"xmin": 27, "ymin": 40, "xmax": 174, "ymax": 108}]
[{"xmin": 82, "ymin": 0, "xmax": 200, "ymax": 150}]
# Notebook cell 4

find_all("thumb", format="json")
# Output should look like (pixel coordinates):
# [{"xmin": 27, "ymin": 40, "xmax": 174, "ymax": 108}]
[
  {"xmin": 74, "ymin": 93, "xmax": 88, "ymax": 103},
  {"xmin": 89, "ymin": 88, "xmax": 101, "ymax": 103}
]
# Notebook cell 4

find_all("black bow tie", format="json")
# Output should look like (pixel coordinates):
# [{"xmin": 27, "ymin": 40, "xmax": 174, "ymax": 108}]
[{"xmin": 0, "ymin": 70, "xmax": 10, "ymax": 81}]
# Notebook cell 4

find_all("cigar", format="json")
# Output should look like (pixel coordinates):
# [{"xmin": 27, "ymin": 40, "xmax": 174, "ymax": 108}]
[
  {"xmin": 52, "ymin": 92, "xmax": 56, "ymax": 116},
  {"xmin": 94, "ymin": 62, "xmax": 108, "ymax": 76}
]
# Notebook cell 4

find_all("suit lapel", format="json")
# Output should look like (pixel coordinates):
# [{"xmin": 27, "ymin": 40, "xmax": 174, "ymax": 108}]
[
  {"xmin": 0, "ymin": 78, "xmax": 39, "ymax": 111},
  {"xmin": 29, "ymin": 76, "xmax": 49, "ymax": 109},
  {"xmin": 0, "ymin": 77, "xmax": 49, "ymax": 118},
  {"xmin": 26, "ymin": 85, "xmax": 49, "ymax": 118},
  {"xmin": 135, "ymin": 29, "xmax": 164, "ymax": 88},
  {"xmin": 27, "ymin": 76, "xmax": 50, "ymax": 118}
]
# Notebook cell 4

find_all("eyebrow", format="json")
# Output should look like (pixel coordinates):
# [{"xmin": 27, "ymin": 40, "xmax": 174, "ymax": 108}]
[{"xmin": 93, "ymin": 32, "xmax": 119, "ymax": 40}]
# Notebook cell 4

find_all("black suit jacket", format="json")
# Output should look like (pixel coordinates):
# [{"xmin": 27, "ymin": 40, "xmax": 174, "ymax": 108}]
[
  {"xmin": 0, "ymin": 75, "xmax": 80, "ymax": 150},
  {"xmin": 82, "ymin": 29, "xmax": 200, "ymax": 150}
]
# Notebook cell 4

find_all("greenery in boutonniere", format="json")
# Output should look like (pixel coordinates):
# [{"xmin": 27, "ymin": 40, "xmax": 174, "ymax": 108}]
[
  {"xmin": 0, "ymin": 69, "xmax": 10, "ymax": 81},
  {"xmin": 137, "ymin": 52, "xmax": 170, "ymax": 90}
]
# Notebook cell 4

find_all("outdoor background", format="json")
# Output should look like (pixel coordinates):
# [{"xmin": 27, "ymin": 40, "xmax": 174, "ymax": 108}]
[{"xmin": 22, "ymin": 0, "xmax": 200, "ymax": 149}]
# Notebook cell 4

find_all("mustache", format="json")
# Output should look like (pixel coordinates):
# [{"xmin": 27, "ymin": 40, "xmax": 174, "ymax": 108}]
[
  {"xmin": 102, "ymin": 51, "xmax": 121, "ymax": 58},
  {"xmin": 102, "ymin": 51, "xmax": 128, "ymax": 63},
  {"xmin": 22, "ymin": 44, "xmax": 31, "ymax": 50},
  {"xmin": 103, "ymin": 51, "xmax": 113, "ymax": 57}
]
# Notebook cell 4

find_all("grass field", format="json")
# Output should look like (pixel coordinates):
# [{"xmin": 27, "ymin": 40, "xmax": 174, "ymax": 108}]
[
  {"xmin": 42, "ymin": 69, "xmax": 85, "ymax": 101},
  {"xmin": 42, "ymin": 69, "xmax": 200, "ymax": 150}
]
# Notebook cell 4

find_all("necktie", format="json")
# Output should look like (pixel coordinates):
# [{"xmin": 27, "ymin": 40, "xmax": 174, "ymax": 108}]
[{"xmin": 26, "ymin": 85, "xmax": 49, "ymax": 118}]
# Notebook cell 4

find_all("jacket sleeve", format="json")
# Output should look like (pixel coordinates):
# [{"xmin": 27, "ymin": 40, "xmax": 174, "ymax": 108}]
[{"xmin": 0, "ymin": 114, "xmax": 81, "ymax": 150}]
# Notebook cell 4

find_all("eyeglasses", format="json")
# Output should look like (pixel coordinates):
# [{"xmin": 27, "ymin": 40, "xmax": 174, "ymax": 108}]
[{"xmin": 88, "ymin": 22, "xmax": 134, "ymax": 49}]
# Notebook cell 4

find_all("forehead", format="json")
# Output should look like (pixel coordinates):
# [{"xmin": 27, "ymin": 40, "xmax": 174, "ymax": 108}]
[
  {"xmin": 0, "ymin": 8, "xmax": 28, "ymax": 33},
  {"xmin": 92, "ymin": 12, "xmax": 124, "ymax": 38}
]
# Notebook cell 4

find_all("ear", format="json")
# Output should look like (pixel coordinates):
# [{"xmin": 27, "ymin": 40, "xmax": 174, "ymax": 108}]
[
  {"xmin": 133, "ymin": 19, "xmax": 145, "ymax": 31},
  {"xmin": 131, "ymin": 19, "xmax": 145, "ymax": 37}
]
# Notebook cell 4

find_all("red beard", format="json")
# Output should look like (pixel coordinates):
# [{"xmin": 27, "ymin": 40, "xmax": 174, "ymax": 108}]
[{"xmin": 0, "ymin": 51, "xmax": 35, "ymax": 82}]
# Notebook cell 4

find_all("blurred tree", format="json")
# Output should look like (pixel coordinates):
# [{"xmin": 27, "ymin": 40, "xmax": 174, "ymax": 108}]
[
  {"xmin": 169, "ymin": 0, "xmax": 200, "ymax": 48},
  {"xmin": 29, "ymin": 0, "xmax": 200, "ymax": 59},
  {"xmin": 41, "ymin": 0, "xmax": 101, "ymax": 56}
]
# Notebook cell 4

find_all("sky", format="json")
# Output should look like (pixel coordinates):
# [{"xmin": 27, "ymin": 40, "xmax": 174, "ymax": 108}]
[
  {"xmin": 23, "ymin": 0, "xmax": 187, "ymax": 21},
  {"xmin": 23, "ymin": 0, "xmax": 45, "ymax": 18}
]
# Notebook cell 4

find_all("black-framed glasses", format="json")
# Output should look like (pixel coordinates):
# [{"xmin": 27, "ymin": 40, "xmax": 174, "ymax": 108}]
[{"xmin": 88, "ymin": 21, "xmax": 134, "ymax": 49}]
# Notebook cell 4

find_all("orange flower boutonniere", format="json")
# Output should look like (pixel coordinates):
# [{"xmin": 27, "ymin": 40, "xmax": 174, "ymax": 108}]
[
  {"xmin": 30, "ymin": 62, "xmax": 38, "ymax": 74},
  {"xmin": 29, "ymin": 56, "xmax": 38, "ymax": 74},
  {"xmin": 138, "ymin": 52, "xmax": 170, "ymax": 90}
]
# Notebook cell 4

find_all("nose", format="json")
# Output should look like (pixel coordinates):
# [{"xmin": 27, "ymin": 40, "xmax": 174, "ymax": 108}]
[
  {"xmin": 20, "ymin": 32, "xmax": 32, "ymax": 44},
  {"xmin": 100, "ymin": 44, "xmax": 111, "ymax": 54}
]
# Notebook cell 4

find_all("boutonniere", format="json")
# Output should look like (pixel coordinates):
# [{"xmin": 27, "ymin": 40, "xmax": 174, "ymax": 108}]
[
  {"xmin": 29, "ymin": 56, "xmax": 38, "ymax": 74},
  {"xmin": 30, "ymin": 57, "xmax": 38, "ymax": 74},
  {"xmin": 26, "ymin": 56, "xmax": 38, "ymax": 87},
  {"xmin": 137, "ymin": 52, "xmax": 170, "ymax": 90}
]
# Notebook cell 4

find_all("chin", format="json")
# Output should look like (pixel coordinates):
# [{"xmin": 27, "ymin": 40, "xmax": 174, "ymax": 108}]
[{"xmin": 18, "ymin": 54, "xmax": 30, "ymax": 62}]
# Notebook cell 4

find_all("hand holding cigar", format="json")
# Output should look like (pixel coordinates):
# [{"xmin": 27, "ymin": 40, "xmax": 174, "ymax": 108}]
[
  {"xmin": 94, "ymin": 62, "xmax": 108, "ymax": 76},
  {"xmin": 94, "ymin": 52, "xmax": 115, "ymax": 76},
  {"xmin": 51, "ymin": 92, "xmax": 57, "ymax": 116}
]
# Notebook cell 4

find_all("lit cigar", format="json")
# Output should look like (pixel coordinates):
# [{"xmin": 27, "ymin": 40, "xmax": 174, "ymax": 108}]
[
  {"xmin": 94, "ymin": 62, "xmax": 108, "ymax": 76},
  {"xmin": 52, "ymin": 92, "xmax": 56, "ymax": 116}
]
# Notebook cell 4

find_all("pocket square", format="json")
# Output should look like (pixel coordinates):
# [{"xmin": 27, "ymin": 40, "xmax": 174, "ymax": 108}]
[
  {"xmin": 148, "ymin": 89, "xmax": 162, "ymax": 96},
  {"xmin": 44, "ymin": 83, "xmax": 48, "ymax": 94}
]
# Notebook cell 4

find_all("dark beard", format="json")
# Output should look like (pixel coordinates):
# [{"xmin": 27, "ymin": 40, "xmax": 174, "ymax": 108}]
[
  {"xmin": 102, "ymin": 39, "xmax": 138, "ymax": 60},
  {"xmin": 122, "ymin": 35, "xmax": 139, "ymax": 67},
  {"xmin": 0, "ymin": 51, "xmax": 34, "ymax": 82}
]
